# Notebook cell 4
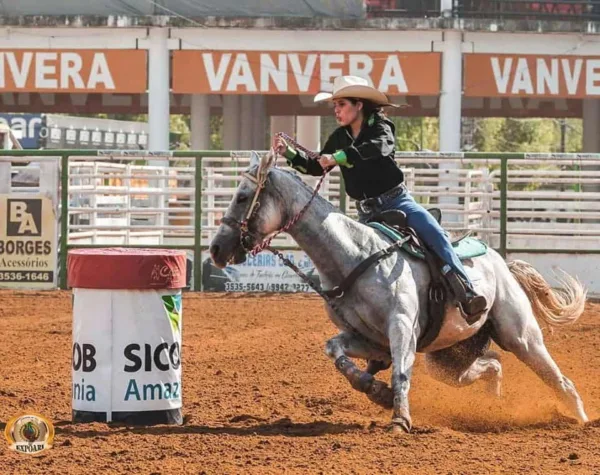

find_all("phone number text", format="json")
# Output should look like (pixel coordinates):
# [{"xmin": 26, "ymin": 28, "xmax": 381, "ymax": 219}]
[
  {"xmin": 0, "ymin": 271, "xmax": 53, "ymax": 282},
  {"xmin": 224, "ymin": 282, "xmax": 312, "ymax": 292}
]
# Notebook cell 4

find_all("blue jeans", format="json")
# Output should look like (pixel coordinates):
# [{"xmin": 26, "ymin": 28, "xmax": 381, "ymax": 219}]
[{"xmin": 357, "ymin": 190, "xmax": 474, "ymax": 288}]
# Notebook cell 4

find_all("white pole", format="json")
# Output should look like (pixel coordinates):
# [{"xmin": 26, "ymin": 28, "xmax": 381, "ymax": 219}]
[
  {"xmin": 439, "ymin": 31, "xmax": 462, "ymax": 153},
  {"xmin": 438, "ymin": 30, "xmax": 463, "ymax": 223},
  {"xmin": 147, "ymin": 27, "xmax": 170, "ymax": 154}
]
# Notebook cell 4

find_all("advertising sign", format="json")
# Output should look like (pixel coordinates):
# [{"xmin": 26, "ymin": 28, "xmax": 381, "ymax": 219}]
[
  {"xmin": 0, "ymin": 50, "xmax": 147, "ymax": 93},
  {"xmin": 0, "ymin": 194, "xmax": 57, "ymax": 289},
  {"xmin": 174, "ymin": 51, "xmax": 441, "ymax": 95},
  {"xmin": 201, "ymin": 251, "xmax": 319, "ymax": 293},
  {"xmin": 72, "ymin": 289, "xmax": 183, "ymax": 416},
  {"xmin": 465, "ymin": 54, "xmax": 600, "ymax": 98},
  {"xmin": 0, "ymin": 114, "xmax": 43, "ymax": 149}
]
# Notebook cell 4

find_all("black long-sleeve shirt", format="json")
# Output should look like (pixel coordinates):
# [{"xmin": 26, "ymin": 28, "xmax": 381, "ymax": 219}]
[{"xmin": 285, "ymin": 113, "xmax": 404, "ymax": 200}]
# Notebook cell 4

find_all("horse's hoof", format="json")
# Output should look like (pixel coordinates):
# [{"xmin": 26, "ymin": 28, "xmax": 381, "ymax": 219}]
[
  {"xmin": 391, "ymin": 417, "xmax": 412, "ymax": 434},
  {"xmin": 366, "ymin": 380, "xmax": 394, "ymax": 409}
]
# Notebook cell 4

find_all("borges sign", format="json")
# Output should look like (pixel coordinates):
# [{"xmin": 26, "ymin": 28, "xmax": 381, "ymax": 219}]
[{"xmin": 0, "ymin": 195, "xmax": 57, "ymax": 289}]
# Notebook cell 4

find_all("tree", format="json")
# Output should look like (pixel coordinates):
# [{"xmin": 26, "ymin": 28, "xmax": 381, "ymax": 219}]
[{"xmin": 473, "ymin": 118, "xmax": 582, "ymax": 153}]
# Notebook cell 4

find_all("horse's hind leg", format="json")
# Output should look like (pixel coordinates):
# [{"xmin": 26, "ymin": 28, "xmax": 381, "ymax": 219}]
[
  {"xmin": 427, "ymin": 349, "xmax": 503, "ymax": 397},
  {"xmin": 505, "ymin": 337, "xmax": 587, "ymax": 423},
  {"xmin": 459, "ymin": 351, "xmax": 503, "ymax": 397},
  {"xmin": 492, "ymin": 287, "xmax": 588, "ymax": 423},
  {"xmin": 425, "ymin": 323, "xmax": 503, "ymax": 397},
  {"xmin": 325, "ymin": 332, "xmax": 394, "ymax": 409}
]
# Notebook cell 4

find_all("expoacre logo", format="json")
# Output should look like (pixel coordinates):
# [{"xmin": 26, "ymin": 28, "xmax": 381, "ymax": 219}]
[{"xmin": 4, "ymin": 413, "xmax": 55, "ymax": 455}]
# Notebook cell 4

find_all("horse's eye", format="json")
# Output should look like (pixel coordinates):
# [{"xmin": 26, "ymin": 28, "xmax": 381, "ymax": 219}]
[{"xmin": 236, "ymin": 194, "xmax": 249, "ymax": 204}]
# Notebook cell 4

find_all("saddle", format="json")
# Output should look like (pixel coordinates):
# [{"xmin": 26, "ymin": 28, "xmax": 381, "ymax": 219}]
[
  {"xmin": 366, "ymin": 208, "xmax": 487, "ymax": 261},
  {"xmin": 366, "ymin": 208, "xmax": 488, "ymax": 350}
]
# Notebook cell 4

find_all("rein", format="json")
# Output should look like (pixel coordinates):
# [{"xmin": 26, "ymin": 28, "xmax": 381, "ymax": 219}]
[
  {"xmin": 221, "ymin": 134, "xmax": 406, "ymax": 351},
  {"xmin": 231, "ymin": 132, "xmax": 333, "ymax": 257}
]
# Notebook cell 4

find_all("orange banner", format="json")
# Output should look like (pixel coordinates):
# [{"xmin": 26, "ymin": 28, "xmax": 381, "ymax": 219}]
[
  {"xmin": 465, "ymin": 54, "xmax": 600, "ymax": 98},
  {"xmin": 173, "ymin": 51, "xmax": 440, "ymax": 95},
  {"xmin": 0, "ymin": 50, "xmax": 147, "ymax": 93}
]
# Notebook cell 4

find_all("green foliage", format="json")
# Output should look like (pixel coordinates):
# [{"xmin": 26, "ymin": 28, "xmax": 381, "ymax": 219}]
[
  {"xmin": 473, "ymin": 118, "xmax": 582, "ymax": 153},
  {"xmin": 321, "ymin": 115, "xmax": 440, "ymax": 152},
  {"xmin": 392, "ymin": 117, "xmax": 439, "ymax": 151},
  {"xmin": 210, "ymin": 115, "xmax": 223, "ymax": 150},
  {"xmin": 90, "ymin": 113, "xmax": 583, "ymax": 155}
]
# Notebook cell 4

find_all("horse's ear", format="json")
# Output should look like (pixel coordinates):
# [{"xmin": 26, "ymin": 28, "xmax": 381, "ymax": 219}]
[
  {"xmin": 262, "ymin": 148, "xmax": 276, "ymax": 169},
  {"xmin": 249, "ymin": 150, "xmax": 261, "ymax": 169},
  {"xmin": 258, "ymin": 149, "xmax": 276, "ymax": 181}
]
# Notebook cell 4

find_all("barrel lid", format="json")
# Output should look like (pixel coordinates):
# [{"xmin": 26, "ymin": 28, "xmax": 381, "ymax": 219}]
[{"xmin": 68, "ymin": 248, "xmax": 187, "ymax": 290}]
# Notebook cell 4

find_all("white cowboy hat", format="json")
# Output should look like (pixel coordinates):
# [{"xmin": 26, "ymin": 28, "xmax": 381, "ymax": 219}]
[{"xmin": 313, "ymin": 75, "xmax": 399, "ymax": 107}]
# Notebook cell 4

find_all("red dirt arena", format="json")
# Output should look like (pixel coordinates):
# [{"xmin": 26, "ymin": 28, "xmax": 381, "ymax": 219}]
[{"xmin": 1, "ymin": 290, "xmax": 599, "ymax": 474}]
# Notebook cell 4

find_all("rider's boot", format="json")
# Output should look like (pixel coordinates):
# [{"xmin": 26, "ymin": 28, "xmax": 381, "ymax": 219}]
[{"xmin": 443, "ymin": 268, "xmax": 488, "ymax": 324}]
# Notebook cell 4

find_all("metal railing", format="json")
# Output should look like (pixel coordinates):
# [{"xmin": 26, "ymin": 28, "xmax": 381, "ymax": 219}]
[
  {"xmin": 365, "ymin": 0, "xmax": 441, "ymax": 18},
  {"xmin": 454, "ymin": 0, "xmax": 600, "ymax": 21},
  {"xmin": 364, "ymin": 0, "xmax": 600, "ymax": 21}
]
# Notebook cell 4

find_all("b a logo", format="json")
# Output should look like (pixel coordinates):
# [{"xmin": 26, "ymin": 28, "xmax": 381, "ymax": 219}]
[{"xmin": 7, "ymin": 199, "xmax": 42, "ymax": 237}]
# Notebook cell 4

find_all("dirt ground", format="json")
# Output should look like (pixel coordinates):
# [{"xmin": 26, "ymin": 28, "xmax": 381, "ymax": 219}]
[{"xmin": 0, "ymin": 290, "xmax": 599, "ymax": 474}]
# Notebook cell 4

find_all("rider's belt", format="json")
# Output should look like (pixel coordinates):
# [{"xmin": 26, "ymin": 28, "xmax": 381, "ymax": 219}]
[{"xmin": 356, "ymin": 183, "xmax": 407, "ymax": 214}]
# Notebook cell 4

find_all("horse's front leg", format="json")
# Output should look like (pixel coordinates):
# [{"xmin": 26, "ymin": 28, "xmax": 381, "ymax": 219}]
[
  {"xmin": 325, "ymin": 332, "xmax": 394, "ymax": 409},
  {"xmin": 388, "ymin": 313, "xmax": 417, "ymax": 434}
]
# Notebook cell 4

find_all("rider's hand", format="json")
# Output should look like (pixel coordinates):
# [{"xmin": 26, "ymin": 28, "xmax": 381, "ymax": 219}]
[
  {"xmin": 318, "ymin": 154, "xmax": 337, "ymax": 169},
  {"xmin": 273, "ymin": 137, "xmax": 288, "ymax": 156}
]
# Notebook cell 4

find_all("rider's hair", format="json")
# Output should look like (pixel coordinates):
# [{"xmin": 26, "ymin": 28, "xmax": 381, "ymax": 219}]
[{"xmin": 346, "ymin": 98, "xmax": 384, "ymax": 125}]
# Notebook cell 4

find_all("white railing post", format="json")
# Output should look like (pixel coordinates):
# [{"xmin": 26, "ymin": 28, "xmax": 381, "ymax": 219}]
[
  {"xmin": 0, "ymin": 162, "xmax": 10, "ymax": 194},
  {"xmin": 125, "ymin": 163, "xmax": 132, "ymax": 245},
  {"xmin": 464, "ymin": 170, "xmax": 472, "ymax": 229}
]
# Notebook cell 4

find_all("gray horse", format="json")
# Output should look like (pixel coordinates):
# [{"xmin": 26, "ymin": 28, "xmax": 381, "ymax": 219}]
[{"xmin": 209, "ymin": 151, "xmax": 588, "ymax": 433}]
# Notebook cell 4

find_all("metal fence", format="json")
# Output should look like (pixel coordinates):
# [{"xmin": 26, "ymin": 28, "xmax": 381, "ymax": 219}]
[
  {"xmin": 454, "ymin": 1, "xmax": 600, "ymax": 21},
  {"xmin": 2, "ymin": 149, "xmax": 599, "ymax": 291},
  {"xmin": 364, "ymin": 0, "xmax": 600, "ymax": 21}
]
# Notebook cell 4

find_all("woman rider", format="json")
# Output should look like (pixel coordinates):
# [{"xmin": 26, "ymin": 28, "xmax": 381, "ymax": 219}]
[{"xmin": 273, "ymin": 75, "xmax": 487, "ymax": 321}]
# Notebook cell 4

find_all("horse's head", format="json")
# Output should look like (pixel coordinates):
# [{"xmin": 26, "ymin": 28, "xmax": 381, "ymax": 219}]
[{"xmin": 209, "ymin": 150, "xmax": 288, "ymax": 269}]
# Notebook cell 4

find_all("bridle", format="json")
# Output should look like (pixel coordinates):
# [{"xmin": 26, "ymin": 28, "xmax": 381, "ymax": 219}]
[
  {"xmin": 220, "ymin": 132, "xmax": 332, "ymax": 258},
  {"xmin": 219, "ymin": 159, "xmax": 272, "ymax": 253}
]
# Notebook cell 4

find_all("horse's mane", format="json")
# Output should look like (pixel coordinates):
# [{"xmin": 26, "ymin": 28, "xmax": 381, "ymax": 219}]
[
  {"xmin": 245, "ymin": 161, "xmax": 339, "ymax": 214},
  {"xmin": 273, "ymin": 166, "xmax": 339, "ymax": 210},
  {"xmin": 276, "ymin": 166, "xmax": 313, "ymax": 187},
  {"xmin": 247, "ymin": 162, "xmax": 324, "ymax": 192}
]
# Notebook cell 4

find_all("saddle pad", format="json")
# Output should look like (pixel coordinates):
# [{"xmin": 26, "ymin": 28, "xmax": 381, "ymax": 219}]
[{"xmin": 367, "ymin": 222, "xmax": 488, "ymax": 261}]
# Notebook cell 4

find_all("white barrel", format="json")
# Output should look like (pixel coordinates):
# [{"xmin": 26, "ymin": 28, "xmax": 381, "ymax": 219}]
[{"xmin": 68, "ymin": 248, "xmax": 187, "ymax": 425}]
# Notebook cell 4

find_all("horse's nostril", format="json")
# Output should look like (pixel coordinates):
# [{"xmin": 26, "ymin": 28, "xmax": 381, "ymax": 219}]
[{"xmin": 209, "ymin": 244, "xmax": 219, "ymax": 257}]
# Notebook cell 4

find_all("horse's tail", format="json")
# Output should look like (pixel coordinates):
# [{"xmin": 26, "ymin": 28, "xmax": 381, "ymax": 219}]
[{"xmin": 507, "ymin": 259, "xmax": 587, "ymax": 327}]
